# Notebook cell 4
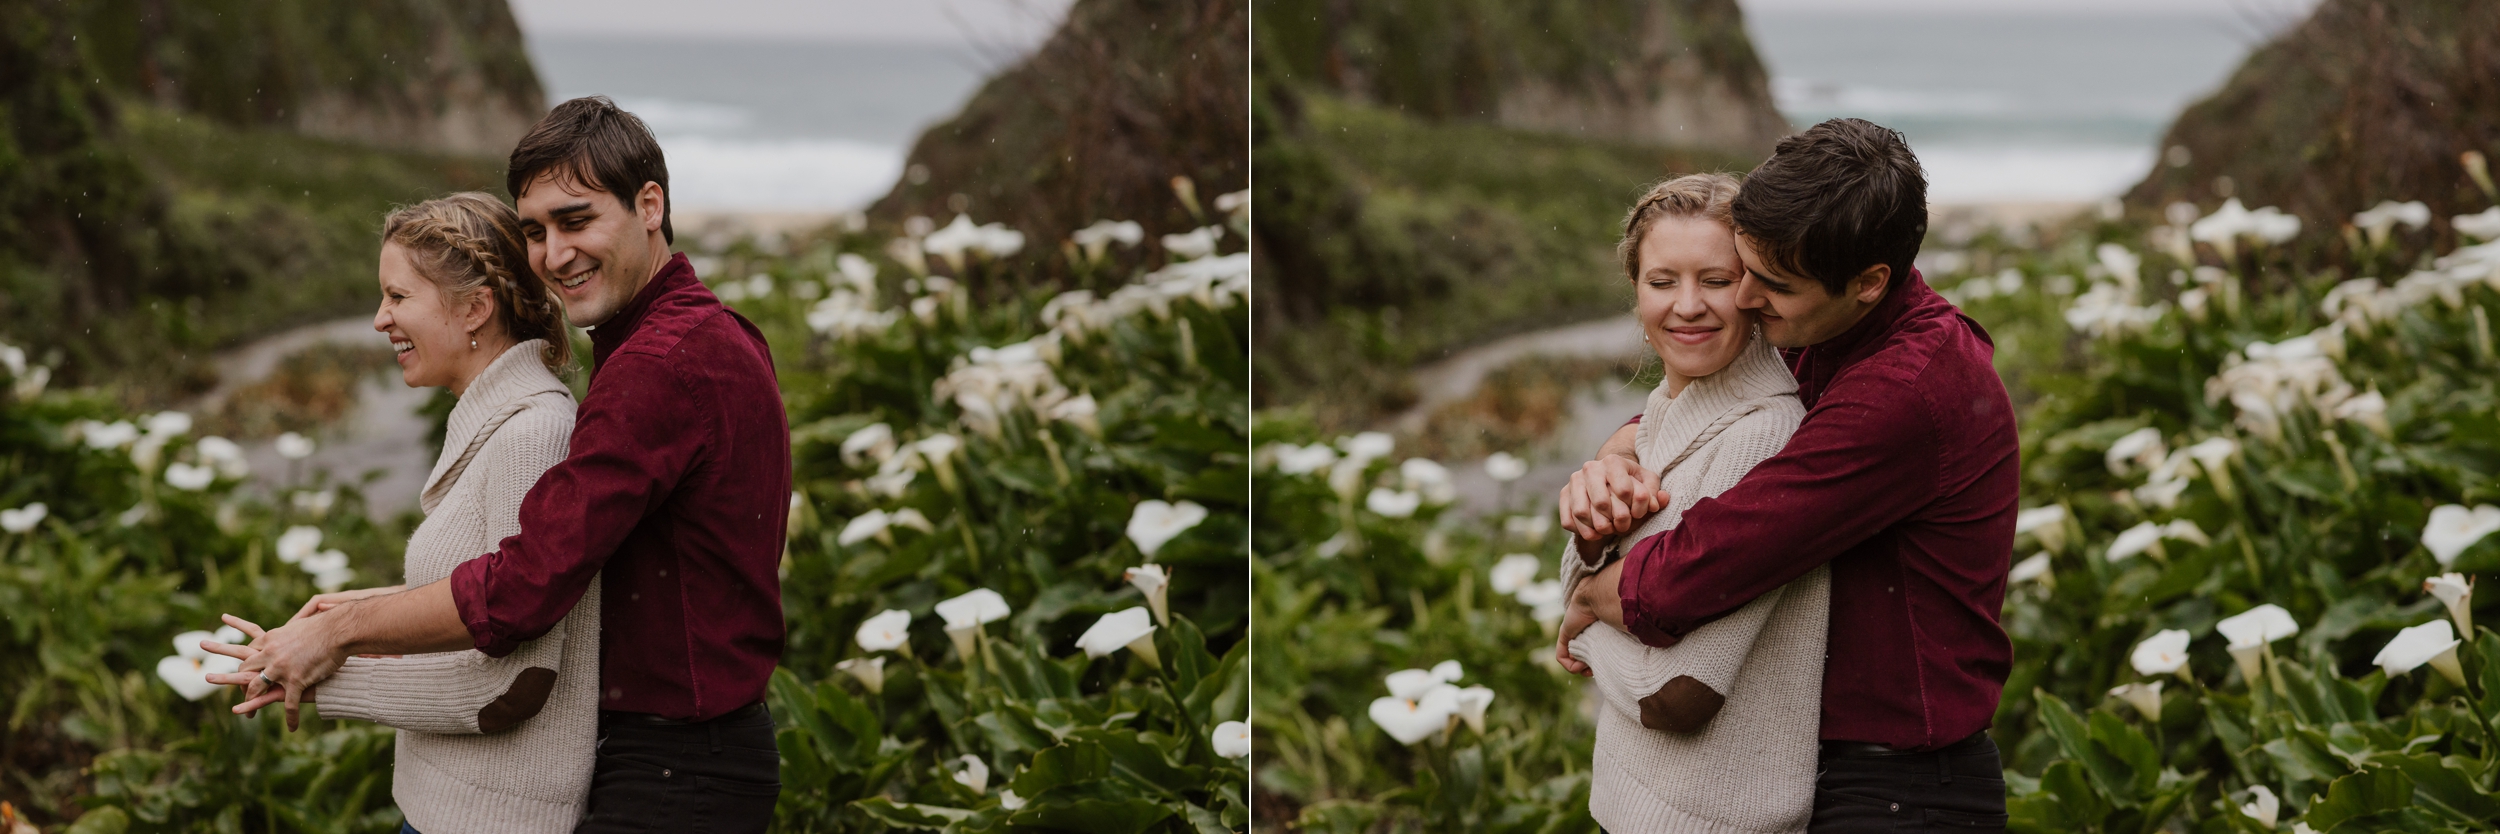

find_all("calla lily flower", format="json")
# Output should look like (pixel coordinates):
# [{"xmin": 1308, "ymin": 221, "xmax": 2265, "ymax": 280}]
[
  {"xmin": 1366, "ymin": 488, "xmax": 1422, "ymax": 518},
  {"xmin": 2426, "ymin": 573, "xmax": 2474, "ymax": 636},
  {"xmin": 1516, "ymin": 579, "xmax": 1567, "ymax": 628},
  {"xmin": 0, "ymin": 503, "xmax": 45, "ymax": 533},
  {"xmin": 2184, "ymin": 436, "xmax": 2239, "ymax": 498},
  {"xmin": 1489, "ymin": 554, "xmax": 1541, "ymax": 595},
  {"xmin": 1045, "ymin": 393, "xmax": 1099, "ymax": 436},
  {"xmin": 276, "ymin": 526, "xmax": 323, "ymax": 564},
  {"xmin": 144, "ymin": 411, "xmax": 192, "ymax": 438},
  {"xmin": 1125, "ymin": 500, "xmax": 1207, "ymax": 558},
  {"xmin": 196, "ymin": 436, "xmax": 249, "ymax": 478},
  {"xmin": 2014, "ymin": 505, "xmax": 2068, "ymax": 554},
  {"xmin": 1074, "ymin": 607, "xmax": 1159, "ymax": 666},
  {"xmin": 2373, "ymin": 619, "xmax": 2465, "ymax": 685},
  {"xmin": 158, "ymin": 625, "xmax": 246, "ymax": 701},
  {"xmin": 1430, "ymin": 660, "xmax": 1462, "ymax": 683},
  {"xmin": 82, "ymin": 420, "xmax": 139, "ymax": 450},
  {"xmin": 1400, "ymin": 458, "xmax": 1456, "ymax": 505},
  {"xmin": 839, "ymin": 510, "xmax": 894, "ymax": 547},
  {"xmin": 841, "ymin": 423, "xmax": 896, "ymax": 466},
  {"xmin": 1484, "ymin": 452, "xmax": 1528, "ymax": 482},
  {"xmin": 1454, "ymin": 686, "xmax": 1495, "ymax": 734},
  {"xmin": 2008, "ymin": 552, "xmax": 2052, "ymax": 584},
  {"xmin": 1272, "ymin": 443, "xmax": 1338, "ymax": 475},
  {"xmin": 1505, "ymin": 514, "xmax": 1553, "ymax": 542},
  {"xmin": 2107, "ymin": 522, "xmax": 2165, "ymax": 563},
  {"xmin": 2240, "ymin": 785, "xmax": 2280, "ymax": 828},
  {"xmin": 2130, "ymin": 629, "xmax": 2192, "ymax": 676},
  {"xmin": 1369, "ymin": 684, "xmax": 1463, "ymax": 745},
  {"xmin": 301, "ymin": 549, "xmax": 353, "ymax": 592},
  {"xmin": 1125, "ymin": 565, "xmax": 1172, "ymax": 625},
  {"xmin": 2105, "ymin": 428, "xmax": 2165, "ymax": 476},
  {"xmin": 2424, "ymin": 504, "xmax": 2500, "ymax": 566},
  {"xmin": 1212, "ymin": 720, "xmax": 1252, "ymax": 758},
  {"xmin": 1000, "ymin": 789, "xmax": 1027, "ymax": 810},
  {"xmin": 936, "ymin": 588, "xmax": 1012, "ymax": 659},
  {"xmin": 275, "ymin": 432, "xmax": 316, "ymax": 459},
  {"xmin": 2332, "ymin": 389, "xmax": 2389, "ymax": 437},
  {"xmin": 836, "ymin": 656, "xmax": 885, "ymax": 694},
  {"xmin": 1337, "ymin": 432, "xmax": 1395, "ymax": 466},
  {"xmin": 293, "ymin": 489, "xmax": 336, "ymax": 518},
  {"xmin": 2216, "ymin": 604, "xmax": 2300, "ymax": 684},
  {"xmin": 2108, "ymin": 681, "xmax": 2163, "ymax": 721},
  {"xmin": 165, "ymin": 462, "xmax": 216, "ymax": 491},
  {"xmin": 1161, "ymin": 226, "xmax": 1221, "ymax": 260},
  {"xmin": 856, "ymin": 609, "xmax": 912, "ymax": 652},
  {"xmin": 1384, "ymin": 669, "xmax": 1441, "ymax": 701},
  {"xmin": 953, "ymin": 754, "xmax": 989, "ymax": 793}
]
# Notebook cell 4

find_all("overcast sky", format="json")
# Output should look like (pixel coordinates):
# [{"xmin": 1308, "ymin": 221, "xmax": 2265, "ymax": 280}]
[
  {"xmin": 510, "ymin": 0, "xmax": 2322, "ymax": 43},
  {"xmin": 508, "ymin": 0, "xmax": 1077, "ymax": 45}
]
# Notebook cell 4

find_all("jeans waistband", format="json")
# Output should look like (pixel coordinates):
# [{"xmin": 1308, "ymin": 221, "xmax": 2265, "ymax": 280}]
[
  {"xmin": 600, "ymin": 700, "xmax": 768, "ymax": 728},
  {"xmin": 1819, "ymin": 730, "xmax": 1996, "ymax": 760}
]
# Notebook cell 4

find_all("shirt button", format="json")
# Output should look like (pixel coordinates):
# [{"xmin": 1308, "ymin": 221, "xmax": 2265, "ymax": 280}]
[
  {"xmin": 1889, "ymin": 803, "xmax": 1900, "ymax": 812},
  {"xmin": 663, "ymin": 769, "xmax": 673, "ymax": 778}
]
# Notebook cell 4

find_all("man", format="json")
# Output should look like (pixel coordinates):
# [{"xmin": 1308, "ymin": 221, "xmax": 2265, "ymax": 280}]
[
  {"xmin": 1555, "ymin": 118, "xmax": 2019, "ymax": 831},
  {"xmin": 224, "ymin": 96, "xmax": 793, "ymax": 831}
]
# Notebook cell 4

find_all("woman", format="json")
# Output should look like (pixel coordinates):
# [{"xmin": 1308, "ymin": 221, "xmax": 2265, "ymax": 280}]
[
  {"xmin": 1556, "ymin": 174, "xmax": 1827, "ymax": 834},
  {"xmin": 213, "ymin": 193, "xmax": 598, "ymax": 834}
]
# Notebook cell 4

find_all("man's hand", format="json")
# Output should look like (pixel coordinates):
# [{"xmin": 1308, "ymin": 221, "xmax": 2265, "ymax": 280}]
[
  {"xmin": 198, "ymin": 614, "xmax": 315, "ymax": 724},
  {"xmin": 226, "ymin": 612, "xmax": 349, "ymax": 730},
  {"xmin": 1559, "ymin": 455, "xmax": 1669, "ymax": 540},
  {"xmin": 1553, "ymin": 559, "xmax": 1628, "ymax": 677}
]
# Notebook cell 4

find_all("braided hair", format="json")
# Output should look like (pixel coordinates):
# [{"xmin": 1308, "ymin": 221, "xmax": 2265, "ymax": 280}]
[
  {"xmin": 381, "ymin": 192, "xmax": 575, "ymax": 375},
  {"xmin": 1617, "ymin": 173, "xmax": 1743, "ymax": 283}
]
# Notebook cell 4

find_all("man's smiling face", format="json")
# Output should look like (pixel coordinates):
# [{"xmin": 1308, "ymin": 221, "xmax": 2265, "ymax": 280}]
[{"xmin": 515, "ymin": 169, "xmax": 665, "ymax": 328}]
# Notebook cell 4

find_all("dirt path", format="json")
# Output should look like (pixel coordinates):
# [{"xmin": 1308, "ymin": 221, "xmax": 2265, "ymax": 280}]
[
  {"xmin": 191, "ymin": 315, "xmax": 438, "ymax": 520},
  {"xmin": 1381, "ymin": 317, "xmax": 1655, "ymax": 520}
]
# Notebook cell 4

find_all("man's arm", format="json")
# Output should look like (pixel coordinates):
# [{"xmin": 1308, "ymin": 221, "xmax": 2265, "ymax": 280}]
[
  {"xmin": 1612, "ymin": 384, "xmax": 1938, "ymax": 646},
  {"xmin": 222, "ymin": 582, "xmax": 473, "ymax": 726}
]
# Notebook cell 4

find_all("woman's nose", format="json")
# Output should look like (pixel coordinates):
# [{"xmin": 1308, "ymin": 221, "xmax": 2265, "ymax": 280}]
[
  {"xmin": 372, "ymin": 304, "xmax": 391, "ymax": 332},
  {"xmin": 1671, "ymin": 285, "xmax": 1710, "ymax": 319}
]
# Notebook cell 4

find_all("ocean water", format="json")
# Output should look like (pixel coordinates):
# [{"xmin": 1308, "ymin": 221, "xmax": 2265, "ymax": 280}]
[
  {"xmin": 525, "ymin": 35, "xmax": 1006, "ymax": 211},
  {"xmin": 1746, "ymin": 11, "xmax": 2277, "ymax": 203}
]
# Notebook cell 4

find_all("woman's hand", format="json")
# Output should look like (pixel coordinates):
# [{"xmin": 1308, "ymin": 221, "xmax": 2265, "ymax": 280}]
[
  {"xmin": 1560, "ymin": 455, "xmax": 1668, "ymax": 539},
  {"xmin": 1555, "ymin": 560, "xmax": 1630, "ymax": 677},
  {"xmin": 289, "ymin": 585, "xmax": 407, "ymax": 625},
  {"xmin": 198, "ymin": 614, "xmax": 312, "ymax": 719}
]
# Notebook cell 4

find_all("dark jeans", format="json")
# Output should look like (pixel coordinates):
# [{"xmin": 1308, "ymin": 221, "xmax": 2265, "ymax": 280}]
[
  {"xmin": 1809, "ymin": 732, "xmax": 2008, "ymax": 832},
  {"xmin": 574, "ymin": 703, "xmax": 781, "ymax": 834}
]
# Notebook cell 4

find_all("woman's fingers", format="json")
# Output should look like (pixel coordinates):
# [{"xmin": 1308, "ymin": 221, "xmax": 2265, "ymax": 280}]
[
  {"xmin": 221, "ymin": 613, "xmax": 267, "ymax": 641},
  {"xmin": 198, "ymin": 639, "xmax": 258, "ymax": 662},
  {"xmin": 233, "ymin": 688, "xmax": 286, "ymax": 716}
]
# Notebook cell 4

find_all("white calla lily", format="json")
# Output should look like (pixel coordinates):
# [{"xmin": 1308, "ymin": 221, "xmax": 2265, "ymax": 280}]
[
  {"xmin": 2426, "ymin": 573, "xmax": 2474, "ymax": 636},
  {"xmin": 2424, "ymin": 504, "xmax": 2500, "ymax": 566},
  {"xmin": 836, "ymin": 656, "xmax": 886, "ymax": 694},
  {"xmin": 1074, "ymin": 607, "xmax": 1159, "ymax": 666},
  {"xmin": 1125, "ymin": 564, "xmax": 1172, "ymax": 625},
  {"xmin": 2130, "ymin": 629, "xmax": 2192, "ymax": 676},
  {"xmin": 1484, "ymin": 452, "xmax": 1528, "ymax": 482},
  {"xmin": 856, "ymin": 609, "xmax": 912, "ymax": 653},
  {"xmin": 2008, "ymin": 552, "xmax": 2053, "ymax": 584},
  {"xmin": 2216, "ymin": 603, "xmax": 2300, "ymax": 684},
  {"xmin": 2014, "ymin": 505, "xmax": 2068, "ymax": 554},
  {"xmin": 1125, "ymin": 500, "xmax": 1208, "ymax": 558},
  {"xmin": 953, "ymin": 754, "xmax": 989, "ymax": 793},
  {"xmin": 1365, "ymin": 488, "xmax": 1422, "ymax": 518},
  {"xmin": 2240, "ymin": 785, "xmax": 2280, "ymax": 828},
  {"xmin": 276, "ymin": 526, "xmax": 322, "ymax": 564},
  {"xmin": 275, "ymin": 432, "xmax": 316, "ymax": 459},
  {"xmin": 1212, "ymin": 720, "xmax": 1252, "ymax": 758},
  {"xmin": 2108, "ymin": 681, "xmax": 2163, "ymax": 721},
  {"xmin": 2373, "ymin": 619, "xmax": 2465, "ymax": 685},
  {"xmin": 0, "ymin": 502, "xmax": 46, "ymax": 533},
  {"xmin": 1489, "ymin": 554, "xmax": 1541, "ymax": 595},
  {"xmin": 1453, "ymin": 686, "xmax": 1495, "ymax": 734}
]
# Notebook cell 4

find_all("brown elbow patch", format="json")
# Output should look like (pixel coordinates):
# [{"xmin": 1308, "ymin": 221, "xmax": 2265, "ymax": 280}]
[
  {"xmin": 478, "ymin": 667, "xmax": 558, "ymax": 733},
  {"xmin": 1638, "ymin": 675, "xmax": 1725, "ymax": 733}
]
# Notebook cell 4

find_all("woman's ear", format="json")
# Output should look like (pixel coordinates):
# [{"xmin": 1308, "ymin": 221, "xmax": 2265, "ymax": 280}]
[{"xmin": 462, "ymin": 288, "xmax": 499, "ymax": 341}]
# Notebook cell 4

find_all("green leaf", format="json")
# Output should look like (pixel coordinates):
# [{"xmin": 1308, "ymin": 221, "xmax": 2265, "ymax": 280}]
[
  {"xmin": 1009, "ymin": 740, "xmax": 1114, "ymax": 796},
  {"xmin": 852, "ymin": 797, "xmax": 975, "ymax": 829},
  {"xmin": 1009, "ymin": 780, "xmax": 1175, "ymax": 834},
  {"xmin": 62, "ymin": 806, "xmax": 130, "ymax": 834},
  {"xmin": 2303, "ymin": 765, "xmax": 2413, "ymax": 832},
  {"xmin": 2378, "ymin": 753, "xmax": 2500, "ymax": 824}
]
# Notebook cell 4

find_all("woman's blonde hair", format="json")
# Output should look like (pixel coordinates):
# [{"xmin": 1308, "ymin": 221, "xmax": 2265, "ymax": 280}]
[
  {"xmin": 1617, "ymin": 173, "xmax": 1743, "ymax": 281},
  {"xmin": 381, "ymin": 192, "xmax": 572, "ymax": 374}
]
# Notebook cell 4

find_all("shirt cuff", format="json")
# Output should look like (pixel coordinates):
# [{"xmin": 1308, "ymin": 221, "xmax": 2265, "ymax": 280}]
[
  {"xmin": 450, "ymin": 556, "xmax": 517, "ymax": 658},
  {"xmin": 1616, "ymin": 529, "xmax": 1683, "ymax": 648}
]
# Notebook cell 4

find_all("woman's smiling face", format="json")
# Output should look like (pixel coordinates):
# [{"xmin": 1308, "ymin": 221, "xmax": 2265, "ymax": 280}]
[
  {"xmin": 374, "ymin": 242, "xmax": 485, "ymax": 390},
  {"xmin": 1633, "ymin": 215, "xmax": 1752, "ymax": 391}
]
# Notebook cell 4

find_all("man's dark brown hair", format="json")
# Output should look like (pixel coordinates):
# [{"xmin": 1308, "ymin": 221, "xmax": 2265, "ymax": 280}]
[
  {"xmin": 506, "ymin": 96, "xmax": 673, "ymax": 244},
  {"xmin": 1730, "ymin": 118, "xmax": 1926, "ymax": 296}
]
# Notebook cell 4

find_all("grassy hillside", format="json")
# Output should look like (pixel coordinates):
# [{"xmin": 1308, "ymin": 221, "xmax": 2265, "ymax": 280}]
[
  {"xmin": 1251, "ymin": 86, "xmax": 1750, "ymax": 427},
  {"xmin": 0, "ymin": 1, "xmax": 525, "ymax": 405}
]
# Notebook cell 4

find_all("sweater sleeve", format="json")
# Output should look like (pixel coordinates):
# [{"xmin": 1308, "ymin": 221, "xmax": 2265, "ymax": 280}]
[
  {"xmin": 1569, "ymin": 407, "xmax": 1803, "ymax": 730},
  {"xmin": 315, "ymin": 402, "xmax": 586, "ymax": 734}
]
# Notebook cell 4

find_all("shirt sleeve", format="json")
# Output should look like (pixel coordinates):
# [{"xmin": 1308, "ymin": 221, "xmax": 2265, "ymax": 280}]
[
  {"xmin": 451, "ymin": 353, "xmax": 706, "ymax": 657},
  {"xmin": 1618, "ymin": 379, "xmax": 1938, "ymax": 647}
]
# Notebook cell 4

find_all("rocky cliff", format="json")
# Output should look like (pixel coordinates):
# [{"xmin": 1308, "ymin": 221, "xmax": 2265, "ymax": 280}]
[
  {"xmin": 868, "ymin": 0, "xmax": 1247, "ymax": 281},
  {"xmin": 2127, "ymin": 0, "xmax": 2499, "ymax": 249},
  {"xmin": 1258, "ymin": 0, "xmax": 1788, "ymax": 156}
]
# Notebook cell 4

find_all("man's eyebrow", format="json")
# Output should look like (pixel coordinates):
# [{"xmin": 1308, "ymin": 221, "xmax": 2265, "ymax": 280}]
[{"xmin": 547, "ymin": 202, "xmax": 596, "ymax": 217}]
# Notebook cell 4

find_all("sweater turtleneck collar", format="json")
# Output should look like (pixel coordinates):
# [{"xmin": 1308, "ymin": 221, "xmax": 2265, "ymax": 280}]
[
  {"xmin": 1637, "ymin": 328, "xmax": 1799, "ymax": 471},
  {"xmin": 424, "ymin": 339, "xmax": 569, "ymax": 500}
]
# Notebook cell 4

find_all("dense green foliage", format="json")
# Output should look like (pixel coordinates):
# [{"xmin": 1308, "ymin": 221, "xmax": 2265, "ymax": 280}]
[
  {"xmin": 0, "ymin": 202, "xmax": 1251, "ymax": 832},
  {"xmin": 1254, "ymin": 181, "xmax": 2500, "ymax": 832}
]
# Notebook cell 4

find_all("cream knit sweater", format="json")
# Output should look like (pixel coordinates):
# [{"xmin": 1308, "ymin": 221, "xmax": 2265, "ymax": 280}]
[
  {"xmin": 1559, "ymin": 331, "xmax": 1826, "ymax": 834},
  {"xmin": 312, "ymin": 341, "xmax": 601, "ymax": 834}
]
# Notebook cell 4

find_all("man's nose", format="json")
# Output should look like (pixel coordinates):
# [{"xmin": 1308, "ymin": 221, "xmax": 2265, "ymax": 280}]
[{"xmin": 1736, "ymin": 277, "xmax": 1768, "ymax": 310}]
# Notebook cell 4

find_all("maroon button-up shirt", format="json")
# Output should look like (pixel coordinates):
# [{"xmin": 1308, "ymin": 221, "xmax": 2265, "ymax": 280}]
[
  {"xmin": 451, "ymin": 253, "xmax": 791, "ymax": 721},
  {"xmin": 1617, "ymin": 271, "xmax": 2018, "ymax": 751}
]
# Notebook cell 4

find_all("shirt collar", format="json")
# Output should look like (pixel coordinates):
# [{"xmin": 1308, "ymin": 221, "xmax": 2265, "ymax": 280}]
[
  {"xmin": 1810, "ymin": 267, "xmax": 1932, "ymax": 366},
  {"xmin": 590, "ymin": 252, "xmax": 697, "ymax": 362}
]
